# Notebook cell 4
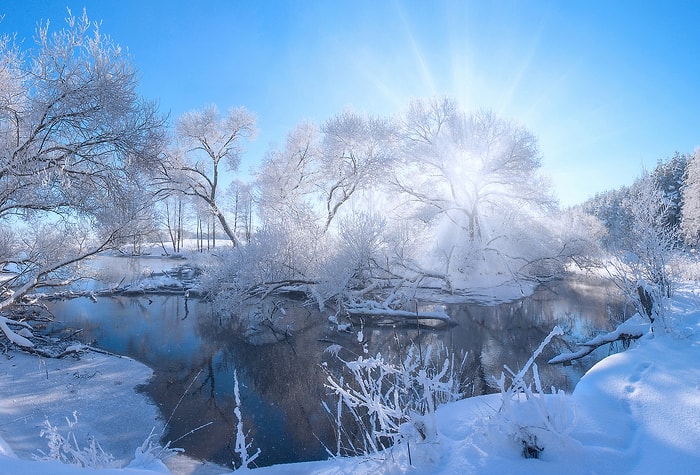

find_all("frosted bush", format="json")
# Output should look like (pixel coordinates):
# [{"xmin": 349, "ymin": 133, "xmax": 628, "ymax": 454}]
[
  {"xmin": 126, "ymin": 428, "xmax": 183, "ymax": 470},
  {"xmin": 324, "ymin": 343, "xmax": 462, "ymax": 458},
  {"xmin": 488, "ymin": 326, "xmax": 577, "ymax": 459},
  {"xmin": 35, "ymin": 412, "xmax": 183, "ymax": 471},
  {"xmin": 34, "ymin": 412, "xmax": 116, "ymax": 468}
]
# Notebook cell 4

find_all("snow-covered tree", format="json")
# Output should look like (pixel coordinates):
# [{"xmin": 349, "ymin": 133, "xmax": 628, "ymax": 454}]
[
  {"xmin": 395, "ymin": 99, "xmax": 554, "ymax": 242},
  {"xmin": 586, "ymin": 152, "xmax": 687, "ymax": 251},
  {"xmin": 162, "ymin": 105, "xmax": 256, "ymax": 247},
  {"xmin": 681, "ymin": 148, "xmax": 700, "ymax": 245},
  {"xmin": 319, "ymin": 110, "xmax": 399, "ymax": 230},
  {"xmin": 389, "ymin": 98, "xmax": 558, "ymax": 288},
  {"xmin": 206, "ymin": 98, "xmax": 587, "ymax": 327},
  {"xmin": 614, "ymin": 172, "xmax": 677, "ymax": 328},
  {"xmin": 0, "ymin": 10, "xmax": 164, "ymax": 344},
  {"xmin": 254, "ymin": 121, "xmax": 322, "ymax": 226},
  {"xmin": 156, "ymin": 195, "xmax": 186, "ymax": 254},
  {"xmin": 582, "ymin": 186, "xmax": 633, "ymax": 251},
  {"xmin": 225, "ymin": 179, "xmax": 254, "ymax": 242},
  {"xmin": 651, "ymin": 151, "xmax": 687, "ymax": 233}
]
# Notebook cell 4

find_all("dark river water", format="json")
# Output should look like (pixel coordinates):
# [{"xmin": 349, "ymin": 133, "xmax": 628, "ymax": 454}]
[{"xmin": 44, "ymin": 276, "xmax": 628, "ymax": 469}]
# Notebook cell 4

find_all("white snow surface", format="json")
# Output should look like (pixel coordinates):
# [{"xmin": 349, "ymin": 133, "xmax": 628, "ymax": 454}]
[
  {"xmin": 1, "ymin": 285, "xmax": 700, "ymax": 474},
  {"xmin": 0, "ymin": 352, "xmax": 223, "ymax": 475}
]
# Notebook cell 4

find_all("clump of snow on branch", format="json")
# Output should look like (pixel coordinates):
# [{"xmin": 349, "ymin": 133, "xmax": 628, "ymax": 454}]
[{"xmin": 0, "ymin": 316, "xmax": 34, "ymax": 348}]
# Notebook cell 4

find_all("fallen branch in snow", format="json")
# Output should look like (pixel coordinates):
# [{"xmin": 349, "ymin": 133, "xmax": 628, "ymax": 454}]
[
  {"xmin": 0, "ymin": 316, "xmax": 34, "ymax": 348},
  {"xmin": 0, "ymin": 313, "xmax": 99, "ymax": 355},
  {"xmin": 548, "ymin": 315, "xmax": 650, "ymax": 365},
  {"xmin": 344, "ymin": 303, "xmax": 452, "ymax": 326},
  {"xmin": 29, "ymin": 344, "xmax": 122, "ymax": 360}
]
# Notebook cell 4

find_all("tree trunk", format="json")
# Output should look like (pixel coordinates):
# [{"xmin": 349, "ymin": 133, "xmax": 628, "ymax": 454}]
[
  {"xmin": 215, "ymin": 209, "xmax": 243, "ymax": 247},
  {"xmin": 637, "ymin": 285, "xmax": 655, "ymax": 323},
  {"xmin": 177, "ymin": 198, "xmax": 183, "ymax": 252}
]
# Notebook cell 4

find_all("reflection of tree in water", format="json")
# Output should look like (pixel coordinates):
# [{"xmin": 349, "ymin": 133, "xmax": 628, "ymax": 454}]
[
  {"xmin": 221, "ymin": 333, "xmax": 333, "ymax": 465},
  {"xmin": 137, "ymin": 278, "xmax": 628, "ymax": 468},
  {"xmin": 140, "ymin": 353, "xmax": 235, "ymax": 465},
  {"xmin": 142, "ymin": 310, "xmax": 335, "ymax": 468},
  {"xmin": 447, "ymin": 279, "xmax": 629, "ymax": 393}
]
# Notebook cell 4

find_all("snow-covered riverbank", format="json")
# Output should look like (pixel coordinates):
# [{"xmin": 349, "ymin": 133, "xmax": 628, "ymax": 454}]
[
  {"xmin": 0, "ymin": 352, "xmax": 224, "ymax": 475},
  {"xmin": 1, "ymin": 285, "xmax": 699, "ymax": 474}
]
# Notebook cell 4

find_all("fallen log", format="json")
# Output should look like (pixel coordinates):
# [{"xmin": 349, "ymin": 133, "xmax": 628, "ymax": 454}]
[
  {"xmin": 345, "ymin": 304, "xmax": 452, "ymax": 327},
  {"xmin": 549, "ymin": 315, "xmax": 650, "ymax": 365}
]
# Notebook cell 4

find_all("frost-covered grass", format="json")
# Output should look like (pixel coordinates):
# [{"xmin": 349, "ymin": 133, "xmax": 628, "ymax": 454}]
[{"xmin": 323, "ymin": 342, "xmax": 461, "ymax": 458}]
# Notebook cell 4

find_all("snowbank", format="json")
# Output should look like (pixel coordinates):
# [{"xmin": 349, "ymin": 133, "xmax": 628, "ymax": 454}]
[
  {"xmin": 0, "ymin": 352, "xmax": 162, "ymax": 466},
  {"xmin": 0, "ymin": 351, "xmax": 218, "ymax": 475}
]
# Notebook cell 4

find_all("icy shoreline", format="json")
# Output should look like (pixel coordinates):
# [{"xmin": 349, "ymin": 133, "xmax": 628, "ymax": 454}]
[{"xmin": 0, "ymin": 351, "xmax": 224, "ymax": 475}]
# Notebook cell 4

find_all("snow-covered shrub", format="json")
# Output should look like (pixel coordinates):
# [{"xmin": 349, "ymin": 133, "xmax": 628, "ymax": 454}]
[
  {"xmin": 324, "ymin": 343, "xmax": 461, "ymax": 458},
  {"xmin": 35, "ymin": 412, "xmax": 182, "ymax": 471},
  {"xmin": 487, "ymin": 326, "xmax": 577, "ymax": 459},
  {"xmin": 35, "ymin": 412, "xmax": 116, "ymax": 468},
  {"xmin": 126, "ymin": 428, "xmax": 182, "ymax": 471},
  {"xmin": 606, "ymin": 172, "xmax": 679, "ymax": 331},
  {"xmin": 337, "ymin": 212, "xmax": 387, "ymax": 278},
  {"xmin": 200, "ymin": 218, "xmax": 326, "ymax": 322},
  {"xmin": 315, "ymin": 211, "xmax": 389, "ymax": 307}
]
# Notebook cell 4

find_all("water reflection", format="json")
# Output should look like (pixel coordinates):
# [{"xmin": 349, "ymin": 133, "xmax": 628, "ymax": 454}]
[{"xmin": 44, "ymin": 277, "xmax": 627, "ymax": 468}]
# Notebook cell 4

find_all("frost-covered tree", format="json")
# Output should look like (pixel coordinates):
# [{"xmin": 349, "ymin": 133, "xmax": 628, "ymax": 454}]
[
  {"xmin": 651, "ymin": 151, "xmax": 687, "ymax": 233},
  {"xmin": 225, "ymin": 179, "xmax": 254, "ymax": 242},
  {"xmin": 681, "ymin": 148, "xmax": 700, "ymax": 245},
  {"xmin": 162, "ymin": 105, "xmax": 256, "ymax": 247},
  {"xmin": 614, "ymin": 172, "xmax": 677, "ymax": 328},
  {"xmin": 114, "ymin": 171, "xmax": 161, "ymax": 255},
  {"xmin": 319, "ymin": 110, "xmax": 399, "ymax": 230},
  {"xmin": 206, "ymin": 98, "xmax": 587, "ymax": 327},
  {"xmin": 586, "ymin": 152, "xmax": 687, "ymax": 250},
  {"xmin": 156, "ymin": 195, "xmax": 188, "ymax": 254},
  {"xmin": 0, "ymin": 10, "xmax": 164, "ymax": 343},
  {"xmin": 201, "ymin": 214, "xmax": 327, "ymax": 331},
  {"xmin": 583, "ymin": 186, "xmax": 633, "ymax": 251},
  {"xmin": 254, "ymin": 121, "xmax": 321, "ymax": 226},
  {"xmin": 395, "ymin": 99, "xmax": 554, "ymax": 241},
  {"xmin": 315, "ymin": 211, "xmax": 390, "ymax": 306},
  {"xmin": 390, "ymin": 98, "xmax": 557, "ymax": 287}
]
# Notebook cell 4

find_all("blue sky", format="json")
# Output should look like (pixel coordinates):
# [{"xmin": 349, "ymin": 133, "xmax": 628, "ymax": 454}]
[{"xmin": 1, "ymin": 0, "xmax": 698, "ymax": 206}]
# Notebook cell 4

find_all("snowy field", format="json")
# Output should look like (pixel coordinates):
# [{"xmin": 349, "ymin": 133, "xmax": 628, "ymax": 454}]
[{"xmin": 1, "ymin": 285, "xmax": 700, "ymax": 474}]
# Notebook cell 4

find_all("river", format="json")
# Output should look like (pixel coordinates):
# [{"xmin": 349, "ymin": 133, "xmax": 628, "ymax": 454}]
[{"xmin": 43, "ymin": 262, "xmax": 628, "ymax": 469}]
